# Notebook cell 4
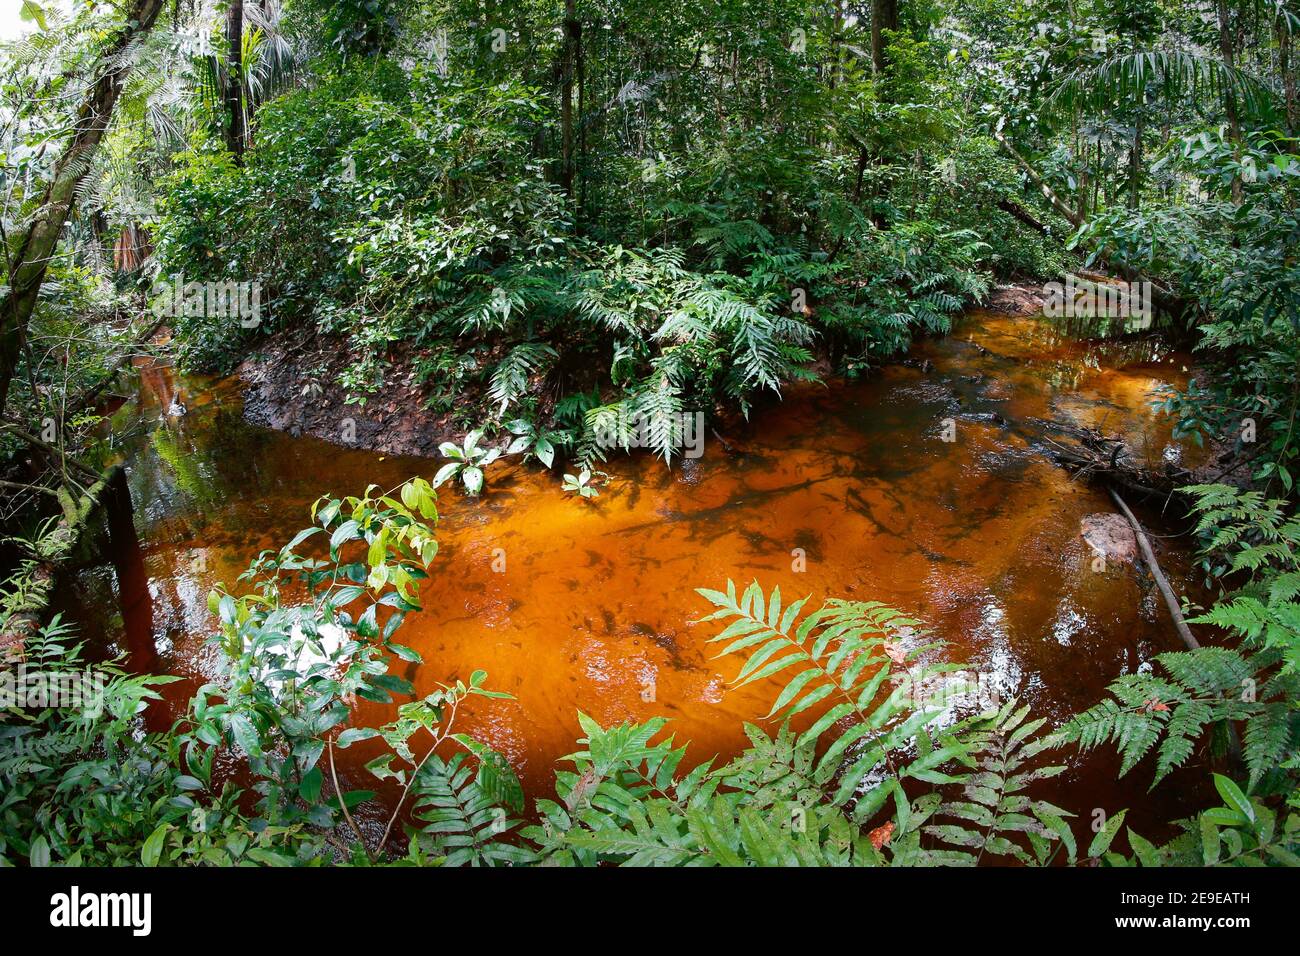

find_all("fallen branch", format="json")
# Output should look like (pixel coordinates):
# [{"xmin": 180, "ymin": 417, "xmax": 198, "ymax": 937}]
[
  {"xmin": 996, "ymin": 197, "xmax": 1051, "ymax": 235},
  {"xmin": 1026, "ymin": 416, "xmax": 1189, "ymax": 504},
  {"xmin": 992, "ymin": 122, "xmax": 1190, "ymax": 323},
  {"xmin": 1, "ymin": 421, "xmax": 101, "ymax": 481},
  {"xmin": 1108, "ymin": 487, "xmax": 1200, "ymax": 651},
  {"xmin": 0, "ymin": 479, "xmax": 59, "ymax": 497},
  {"xmin": 992, "ymin": 126, "xmax": 1084, "ymax": 228}
]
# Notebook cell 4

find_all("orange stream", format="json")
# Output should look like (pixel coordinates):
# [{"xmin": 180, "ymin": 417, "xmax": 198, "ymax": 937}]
[{"xmin": 63, "ymin": 312, "xmax": 1215, "ymax": 837}]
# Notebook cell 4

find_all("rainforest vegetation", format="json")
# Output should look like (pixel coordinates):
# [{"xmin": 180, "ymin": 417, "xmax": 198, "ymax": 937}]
[{"xmin": 0, "ymin": 0, "xmax": 1298, "ymax": 876}]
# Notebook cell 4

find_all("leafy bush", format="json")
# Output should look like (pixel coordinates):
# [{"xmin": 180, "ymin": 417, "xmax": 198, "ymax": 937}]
[{"xmin": 0, "ymin": 616, "xmax": 319, "ymax": 866}]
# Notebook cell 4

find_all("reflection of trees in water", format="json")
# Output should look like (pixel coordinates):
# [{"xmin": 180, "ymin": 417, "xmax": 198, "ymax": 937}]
[
  {"xmin": 135, "ymin": 359, "xmax": 176, "ymax": 413},
  {"xmin": 132, "ymin": 358, "xmax": 246, "ymax": 519},
  {"xmin": 149, "ymin": 425, "xmax": 217, "ymax": 513},
  {"xmin": 103, "ymin": 470, "xmax": 171, "ymax": 733},
  {"xmin": 144, "ymin": 399, "xmax": 266, "ymax": 518}
]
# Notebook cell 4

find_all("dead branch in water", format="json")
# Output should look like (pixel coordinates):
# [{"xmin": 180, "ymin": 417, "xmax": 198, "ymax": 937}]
[
  {"xmin": 1027, "ymin": 416, "xmax": 1190, "ymax": 504},
  {"xmin": 1108, "ymin": 488, "xmax": 1200, "ymax": 652},
  {"xmin": 1030, "ymin": 414, "xmax": 1246, "ymax": 760},
  {"xmin": 1108, "ymin": 487, "xmax": 1247, "ymax": 765}
]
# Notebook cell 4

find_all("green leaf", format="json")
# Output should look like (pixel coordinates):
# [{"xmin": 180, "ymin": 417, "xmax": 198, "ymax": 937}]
[
  {"xmin": 336, "ymin": 727, "xmax": 381, "ymax": 748},
  {"xmin": 1200, "ymin": 814, "xmax": 1221, "ymax": 865},
  {"xmin": 282, "ymin": 526, "xmax": 321, "ymax": 555},
  {"xmin": 1127, "ymin": 829, "xmax": 1161, "ymax": 866},
  {"xmin": 328, "ymin": 790, "xmax": 375, "ymax": 811},
  {"xmin": 229, "ymin": 714, "xmax": 261, "ymax": 755},
  {"xmin": 433, "ymin": 462, "xmax": 461, "ymax": 488},
  {"xmin": 29, "ymin": 835, "xmax": 51, "ymax": 867},
  {"xmin": 356, "ymin": 604, "xmax": 379, "ymax": 639},
  {"xmin": 1212, "ymin": 774, "xmax": 1255, "ymax": 823},
  {"xmin": 19, "ymin": 2, "xmax": 47, "ymax": 31},
  {"xmin": 330, "ymin": 519, "xmax": 361, "ymax": 551},
  {"xmin": 367, "ymin": 528, "xmax": 388, "ymax": 569},
  {"xmin": 141, "ymin": 825, "xmax": 170, "ymax": 867},
  {"xmin": 387, "ymin": 641, "xmax": 422, "ymax": 663},
  {"xmin": 299, "ymin": 766, "xmax": 323, "ymax": 803},
  {"xmin": 1088, "ymin": 809, "xmax": 1128, "ymax": 858}
]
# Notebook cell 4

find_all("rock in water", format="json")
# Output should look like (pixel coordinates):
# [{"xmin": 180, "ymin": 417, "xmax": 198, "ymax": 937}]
[{"xmin": 1080, "ymin": 513, "xmax": 1138, "ymax": 564}]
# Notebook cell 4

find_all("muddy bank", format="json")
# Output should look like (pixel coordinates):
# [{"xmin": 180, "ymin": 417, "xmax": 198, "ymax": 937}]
[
  {"xmin": 237, "ymin": 331, "xmax": 475, "ymax": 457},
  {"xmin": 238, "ymin": 282, "xmax": 1055, "ymax": 457},
  {"xmin": 235, "ymin": 281, "xmax": 1245, "ymax": 501},
  {"xmin": 986, "ymin": 282, "xmax": 1048, "ymax": 315}
]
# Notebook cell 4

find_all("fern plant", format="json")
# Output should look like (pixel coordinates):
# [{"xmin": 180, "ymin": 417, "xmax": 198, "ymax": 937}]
[
  {"xmin": 924, "ymin": 701, "xmax": 1077, "ymax": 865},
  {"xmin": 1053, "ymin": 484, "xmax": 1300, "ymax": 796},
  {"xmin": 407, "ymin": 752, "xmax": 534, "ymax": 866},
  {"xmin": 697, "ymin": 580, "xmax": 968, "ymax": 819},
  {"xmin": 488, "ymin": 342, "xmax": 557, "ymax": 414},
  {"xmin": 1059, "ymin": 646, "xmax": 1296, "ymax": 792},
  {"xmin": 515, "ymin": 582, "xmax": 1075, "ymax": 867},
  {"xmin": 1185, "ymin": 483, "xmax": 1300, "ymax": 675}
]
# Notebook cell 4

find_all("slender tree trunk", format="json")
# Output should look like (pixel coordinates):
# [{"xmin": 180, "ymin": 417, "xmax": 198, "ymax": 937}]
[
  {"xmin": 1216, "ymin": 0, "xmax": 1243, "ymax": 201},
  {"xmin": 871, "ymin": 0, "xmax": 899, "ymax": 76},
  {"xmin": 1281, "ymin": 10, "xmax": 1297, "ymax": 132},
  {"xmin": 993, "ymin": 127, "xmax": 1084, "ymax": 228},
  {"xmin": 225, "ymin": 0, "xmax": 246, "ymax": 161},
  {"xmin": 560, "ymin": 0, "xmax": 579, "ymax": 197},
  {"xmin": 0, "ymin": 0, "xmax": 168, "ymax": 421},
  {"xmin": 1128, "ymin": 116, "xmax": 1143, "ymax": 211},
  {"xmin": 577, "ymin": 6, "xmax": 587, "ymax": 224},
  {"xmin": 1073, "ymin": 110, "xmax": 1089, "ymax": 222}
]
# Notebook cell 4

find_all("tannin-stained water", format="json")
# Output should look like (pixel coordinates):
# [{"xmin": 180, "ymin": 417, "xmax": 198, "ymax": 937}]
[{"xmin": 61, "ymin": 311, "xmax": 1217, "ymax": 841}]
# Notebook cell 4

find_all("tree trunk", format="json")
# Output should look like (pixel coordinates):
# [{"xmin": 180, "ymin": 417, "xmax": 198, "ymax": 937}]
[
  {"xmin": 992, "ymin": 127, "xmax": 1084, "ymax": 228},
  {"xmin": 560, "ymin": 0, "xmax": 579, "ymax": 197},
  {"xmin": 113, "ymin": 223, "xmax": 153, "ymax": 272},
  {"xmin": 1216, "ymin": 0, "xmax": 1243, "ymax": 202},
  {"xmin": 0, "ymin": 0, "xmax": 168, "ymax": 422},
  {"xmin": 871, "ymin": 0, "xmax": 899, "ymax": 76},
  {"xmin": 577, "ymin": 5, "xmax": 587, "ymax": 223},
  {"xmin": 1128, "ymin": 116, "xmax": 1142, "ymax": 211},
  {"xmin": 1281, "ymin": 11, "xmax": 1297, "ymax": 132},
  {"xmin": 225, "ymin": 0, "xmax": 246, "ymax": 161}
]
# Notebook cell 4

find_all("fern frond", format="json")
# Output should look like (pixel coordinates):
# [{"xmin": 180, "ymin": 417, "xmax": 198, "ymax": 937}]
[{"xmin": 409, "ymin": 752, "xmax": 534, "ymax": 866}]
